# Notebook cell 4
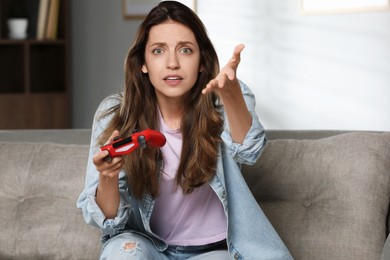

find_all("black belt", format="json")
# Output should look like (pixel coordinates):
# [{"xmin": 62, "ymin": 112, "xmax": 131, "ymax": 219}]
[{"xmin": 167, "ymin": 239, "xmax": 227, "ymax": 254}]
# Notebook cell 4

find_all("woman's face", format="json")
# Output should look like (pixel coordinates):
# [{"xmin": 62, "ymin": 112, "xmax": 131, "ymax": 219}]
[{"xmin": 142, "ymin": 20, "xmax": 202, "ymax": 106}]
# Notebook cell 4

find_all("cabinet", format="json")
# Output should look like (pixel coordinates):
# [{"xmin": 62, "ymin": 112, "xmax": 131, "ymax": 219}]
[{"xmin": 0, "ymin": 0, "xmax": 70, "ymax": 129}]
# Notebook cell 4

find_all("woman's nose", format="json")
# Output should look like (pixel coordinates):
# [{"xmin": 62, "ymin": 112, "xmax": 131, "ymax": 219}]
[{"xmin": 166, "ymin": 53, "xmax": 180, "ymax": 69}]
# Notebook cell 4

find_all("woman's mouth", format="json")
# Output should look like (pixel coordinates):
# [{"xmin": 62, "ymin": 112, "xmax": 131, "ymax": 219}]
[
  {"xmin": 164, "ymin": 76, "xmax": 183, "ymax": 86},
  {"xmin": 164, "ymin": 76, "xmax": 183, "ymax": 80}
]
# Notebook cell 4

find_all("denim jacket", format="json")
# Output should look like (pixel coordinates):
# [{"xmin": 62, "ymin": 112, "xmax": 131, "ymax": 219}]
[{"xmin": 77, "ymin": 81, "xmax": 293, "ymax": 260}]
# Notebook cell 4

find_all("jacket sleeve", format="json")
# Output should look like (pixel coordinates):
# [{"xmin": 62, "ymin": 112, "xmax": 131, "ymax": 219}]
[
  {"xmin": 76, "ymin": 95, "xmax": 133, "ymax": 237},
  {"xmin": 221, "ymin": 80, "xmax": 267, "ymax": 165}
]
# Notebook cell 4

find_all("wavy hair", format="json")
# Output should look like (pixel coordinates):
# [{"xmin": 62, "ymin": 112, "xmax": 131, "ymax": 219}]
[{"xmin": 98, "ymin": 1, "xmax": 223, "ymax": 199}]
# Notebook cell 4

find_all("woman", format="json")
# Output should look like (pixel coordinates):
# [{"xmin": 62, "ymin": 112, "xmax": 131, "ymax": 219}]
[{"xmin": 77, "ymin": 1, "xmax": 292, "ymax": 259}]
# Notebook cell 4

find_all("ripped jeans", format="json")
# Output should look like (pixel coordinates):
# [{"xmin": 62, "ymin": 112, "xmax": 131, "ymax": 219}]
[{"xmin": 100, "ymin": 232, "xmax": 230, "ymax": 260}]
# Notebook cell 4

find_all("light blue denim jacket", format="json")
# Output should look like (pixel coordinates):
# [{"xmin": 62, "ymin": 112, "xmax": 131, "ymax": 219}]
[{"xmin": 77, "ymin": 81, "xmax": 293, "ymax": 260}]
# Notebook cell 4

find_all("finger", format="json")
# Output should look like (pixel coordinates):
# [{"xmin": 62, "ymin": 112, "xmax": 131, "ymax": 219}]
[
  {"xmin": 202, "ymin": 79, "xmax": 218, "ymax": 94},
  {"xmin": 93, "ymin": 150, "xmax": 110, "ymax": 166},
  {"xmin": 229, "ymin": 44, "xmax": 245, "ymax": 70},
  {"xmin": 110, "ymin": 158, "xmax": 124, "ymax": 171},
  {"xmin": 94, "ymin": 152, "xmax": 123, "ymax": 172},
  {"xmin": 105, "ymin": 130, "xmax": 120, "ymax": 145},
  {"xmin": 104, "ymin": 156, "xmax": 123, "ymax": 171},
  {"xmin": 202, "ymin": 87, "xmax": 211, "ymax": 95},
  {"xmin": 218, "ymin": 73, "xmax": 228, "ymax": 88}
]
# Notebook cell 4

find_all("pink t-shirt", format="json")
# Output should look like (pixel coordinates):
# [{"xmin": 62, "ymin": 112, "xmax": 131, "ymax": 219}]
[{"xmin": 150, "ymin": 111, "xmax": 227, "ymax": 246}]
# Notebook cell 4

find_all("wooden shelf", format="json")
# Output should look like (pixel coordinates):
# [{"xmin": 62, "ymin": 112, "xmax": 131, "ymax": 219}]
[
  {"xmin": 0, "ymin": 93, "xmax": 69, "ymax": 129},
  {"xmin": 0, "ymin": 0, "xmax": 70, "ymax": 129}
]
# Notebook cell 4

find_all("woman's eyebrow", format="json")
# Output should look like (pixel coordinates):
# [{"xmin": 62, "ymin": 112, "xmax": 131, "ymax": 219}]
[
  {"xmin": 177, "ymin": 41, "xmax": 195, "ymax": 46},
  {"xmin": 149, "ymin": 41, "xmax": 196, "ymax": 47},
  {"xmin": 149, "ymin": 42, "xmax": 167, "ymax": 47}
]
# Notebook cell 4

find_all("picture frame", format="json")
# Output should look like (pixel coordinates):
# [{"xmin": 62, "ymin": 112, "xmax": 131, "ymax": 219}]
[
  {"xmin": 300, "ymin": 0, "xmax": 390, "ymax": 15},
  {"xmin": 123, "ymin": 0, "xmax": 197, "ymax": 19}
]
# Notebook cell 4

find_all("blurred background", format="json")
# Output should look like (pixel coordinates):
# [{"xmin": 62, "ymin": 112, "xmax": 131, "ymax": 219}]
[
  {"xmin": 1, "ymin": 0, "xmax": 389, "ymax": 130},
  {"xmin": 72, "ymin": 0, "xmax": 390, "ymax": 130}
]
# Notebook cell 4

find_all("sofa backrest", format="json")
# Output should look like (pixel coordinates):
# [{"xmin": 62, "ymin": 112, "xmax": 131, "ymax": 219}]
[
  {"xmin": 0, "ymin": 129, "xmax": 92, "ymax": 145},
  {"xmin": 0, "ymin": 130, "xmax": 100, "ymax": 260},
  {"xmin": 243, "ymin": 131, "xmax": 390, "ymax": 260},
  {"xmin": 1, "ymin": 129, "xmax": 389, "ymax": 260}
]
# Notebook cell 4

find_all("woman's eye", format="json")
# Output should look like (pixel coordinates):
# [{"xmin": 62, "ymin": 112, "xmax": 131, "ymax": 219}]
[
  {"xmin": 152, "ymin": 48, "xmax": 164, "ymax": 55},
  {"xmin": 180, "ymin": 48, "xmax": 192, "ymax": 54}
]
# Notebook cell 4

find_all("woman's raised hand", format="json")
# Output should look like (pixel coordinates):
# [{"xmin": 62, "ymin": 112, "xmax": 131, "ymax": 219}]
[
  {"xmin": 202, "ymin": 44, "xmax": 245, "ymax": 97},
  {"xmin": 203, "ymin": 44, "xmax": 252, "ymax": 144}
]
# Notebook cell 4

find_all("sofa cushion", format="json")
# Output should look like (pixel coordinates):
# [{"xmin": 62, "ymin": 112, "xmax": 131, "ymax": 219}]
[
  {"xmin": 0, "ymin": 142, "xmax": 100, "ymax": 260},
  {"xmin": 242, "ymin": 132, "xmax": 390, "ymax": 260}
]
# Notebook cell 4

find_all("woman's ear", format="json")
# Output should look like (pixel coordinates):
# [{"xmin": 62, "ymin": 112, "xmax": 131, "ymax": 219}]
[
  {"xmin": 142, "ymin": 64, "xmax": 148, "ymax": 73},
  {"xmin": 199, "ymin": 65, "xmax": 204, "ymax": 72}
]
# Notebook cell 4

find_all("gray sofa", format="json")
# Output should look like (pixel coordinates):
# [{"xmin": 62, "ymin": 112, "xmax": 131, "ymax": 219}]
[{"xmin": 0, "ymin": 129, "xmax": 389, "ymax": 260}]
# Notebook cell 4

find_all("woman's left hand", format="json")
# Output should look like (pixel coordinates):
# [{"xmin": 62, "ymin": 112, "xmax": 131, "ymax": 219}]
[
  {"xmin": 202, "ymin": 44, "xmax": 245, "ymax": 98},
  {"xmin": 202, "ymin": 44, "xmax": 252, "ymax": 144}
]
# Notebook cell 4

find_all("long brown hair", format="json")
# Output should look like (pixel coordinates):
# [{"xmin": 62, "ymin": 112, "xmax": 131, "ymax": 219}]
[{"xmin": 98, "ymin": 1, "xmax": 223, "ymax": 199}]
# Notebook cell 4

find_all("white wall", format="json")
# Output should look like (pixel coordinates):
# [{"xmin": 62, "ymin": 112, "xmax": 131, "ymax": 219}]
[
  {"xmin": 72, "ymin": 0, "xmax": 390, "ymax": 130},
  {"xmin": 197, "ymin": 0, "xmax": 390, "ymax": 130}
]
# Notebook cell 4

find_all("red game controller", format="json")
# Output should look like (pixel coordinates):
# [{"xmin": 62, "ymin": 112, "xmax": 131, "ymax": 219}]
[{"xmin": 100, "ymin": 128, "xmax": 166, "ymax": 162}]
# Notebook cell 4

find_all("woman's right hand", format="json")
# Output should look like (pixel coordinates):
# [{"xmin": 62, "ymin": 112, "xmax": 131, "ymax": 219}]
[
  {"xmin": 94, "ymin": 130, "xmax": 123, "ymax": 219},
  {"xmin": 93, "ymin": 130, "xmax": 124, "ymax": 180}
]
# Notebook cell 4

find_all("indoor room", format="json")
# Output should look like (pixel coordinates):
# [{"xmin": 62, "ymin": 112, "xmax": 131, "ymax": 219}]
[{"xmin": 0, "ymin": 1, "xmax": 389, "ymax": 259}]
